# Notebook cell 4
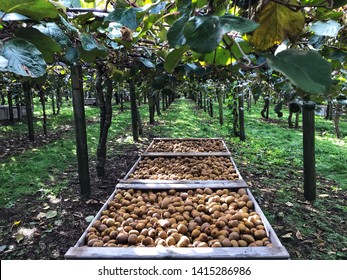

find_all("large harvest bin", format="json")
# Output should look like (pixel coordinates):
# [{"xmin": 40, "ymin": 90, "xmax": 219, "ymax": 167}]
[
  {"xmin": 65, "ymin": 185, "xmax": 289, "ymax": 259},
  {"xmin": 120, "ymin": 155, "xmax": 248, "ymax": 188},
  {"xmin": 143, "ymin": 138, "xmax": 231, "ymax": 157}
]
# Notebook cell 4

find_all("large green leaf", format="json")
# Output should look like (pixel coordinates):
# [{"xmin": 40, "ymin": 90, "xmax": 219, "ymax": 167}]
[
  {"xmin": 33, "ymin": 23, "xmax": 72, "ymax": 49},
  {"xmin": 0, "ymin": 0, "xmax": 58, "ymax": 20},
  {"xmin": 138, "ymin": 57, "xmax": 155, "ymax": 68},
  {"xmin": 0, "ymin": 38, "xmax": 47, "ymax": 78},
  {"xmin": 164, "ymin": 45, "xmax": 190, "ymax": 73},
  {"xmin": 79, "ymin": 33, "xmax": 107, "ymax": 62},
  {"xmin": 177, "ymin": 0, "xmax": 192, "ymax": 15},
  {"xmin": 14, "ymin": 28, "xmax": 62, "ymax": 64},
  {"xmin": 266, "ymin": 49, "xmax": 332, "ymax": 95},
  {"xmin": 201, "ymin": 47, "xmax": 233, "ymax": 66},
  {"xmin": 105, "ymin": 8, "xmax": 143, "ymax": 29},
  {"xmin": 64, "ymin": 47, "xmax": 79, "ymax": 64},
  {"xmin": 310, "ymin": 20, "xmax": 342, "ymax": 37},
  {"xmin": 331, "ymin": 0, "xmax": 347, "ymax": 8},
  {"xmin": 181, "ymin": 15, "xmax": 258, "ymax": 54},
  {"xmin": 249, "ymin": 1, "xmax": 305, "ymax": 51},
  {"xmin": 61, "ymin": 0, "xmax": 81, "ymax": 7},
  {"xmin": 230, "ymin": 39, "xmax": 253, "ymax": 59},
  {"xmin": 79, "ymin": 33, "xmax": 107, "ymax": 52},
  {"xmin": 300, "ymin": 0, "xmax": 347, "ymax": 9},
  {"xmin": 0, "ymin": 56, "xmax": 8, "ymax": 68},
  {"xmin": 219, "ymin": 15, "xmax": 259, "ymax": 34},
  {"xmin": 183, "ymin": 16, "xmax": 223, "ymax": 54},
  {"xmin": 0, "ymin": 11, "xmax": 30, "ymax": 21},
  {"xmin": 167, "ymin": 15, "xmax": 189, "ymax": 48}
]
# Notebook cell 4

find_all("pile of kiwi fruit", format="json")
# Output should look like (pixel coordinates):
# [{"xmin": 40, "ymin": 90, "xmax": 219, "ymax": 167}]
[
  {"xmin": 85, "ymin": 188, "xmax": 272, "ymax": 248},
  {"xmin": 147, "ymin": 139, "xmax": 228, "ymax": 153},
  {"xmin": 128, "ymin": 156, "xmax": 239, "ymax": 180}
]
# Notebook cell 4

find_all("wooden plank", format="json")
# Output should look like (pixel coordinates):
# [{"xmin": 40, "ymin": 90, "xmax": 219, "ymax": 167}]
[
  {"xmin": 142, "ymin": 152, "xmax": 232, "ymax": 157},
  {"xmin": 64, "ymin": 185, "xmax": 289, "ymax": 260},
  {"xmin": 65, "ymin": 246, "xmax": 289, "ymax": 259},
  {"xmin": 152, "ymin": 137, "xmax": 224, "ymax": 141},
  {"xmin": 117, "ymin": 181, "xmax": 249, "ymax": 189}
]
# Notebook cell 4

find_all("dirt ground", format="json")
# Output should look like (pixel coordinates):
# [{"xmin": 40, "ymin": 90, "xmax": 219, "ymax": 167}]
[{"xmin": 0, "ymin": 123, "xmax": 346, "ymax": 260}]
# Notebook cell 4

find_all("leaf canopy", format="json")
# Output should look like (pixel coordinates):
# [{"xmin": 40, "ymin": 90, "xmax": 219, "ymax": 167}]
[
  {"xmin": 0, "ymin": 0, "xmax": 58, "ymax": 20},
  {"xmin": 0, "ymin": 38, "xmax": 47, "ymax": 78},
  {"xmin": 14, "ymin": 27, "xmax": 62, "ymax": 63},
  {"xmin": 266, "ymin": 49, "xmax": 332, "ymax": 95}
]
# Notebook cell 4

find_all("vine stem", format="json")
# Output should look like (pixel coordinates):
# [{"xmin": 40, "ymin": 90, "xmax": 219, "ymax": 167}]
[{"xmin": 66, "ymin": 8, "xmax": 109, "ymax": 13}]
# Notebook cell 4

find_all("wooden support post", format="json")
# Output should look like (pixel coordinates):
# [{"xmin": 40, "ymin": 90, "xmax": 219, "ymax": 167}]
[{"xmin": 302, "ymin": 102, "xmax": 316, "ymax": 201}]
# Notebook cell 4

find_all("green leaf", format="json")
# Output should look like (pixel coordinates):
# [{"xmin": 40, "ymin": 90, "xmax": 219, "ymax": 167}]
[
  {"xmin": 59, "ymin": 14, "xmax": 79, "ymax": 35},
  {"xmin": 85, "ymin": 215, "xmax": 94, "ymax": 223},
  {"xmin": 164, "ymin": 45, "xmax": 189, "ymax": 73},
  {"xmin": 201, "ymin": 47, "xmax": 232, "ymax": 66},
  {"xmin": 183, "ymin": 15, "xmax": 223, "ymax": 54},
  {"xmin": 266, "ymin": 49, "xmax": 332, "ymax": 95},
  {"xmin": 80, "ymin": 33, "xmax": 107, "ymax": 52},
  {"xmin": 138, "ymin": 57, "xmax": 155, "ymax": 68},
  {"xmin": 65, "ymin": 47, "xmax": 79, "ymax": 64},
  {"xmin": 219, "ymin": 14, "xmax": 259, "ymax": 34},
  {"xmin": 46, "ymin": 210, "xmax": 58, "ymax": 219},
  {"xmin": 0, "ymin": 11, "xmax": 30, "ymax": 21},
  {"xmin": 15, "ymin": 233, "xmax": 25, "ymax": 243},
  {"xmin": 0, "ymin": 38, "xmax": 47, "ymax": 78},
  {"xmin": 33, "ymin": 23, "xmax": 72, "ymax": 49},
  {"xmin": 138, "ymin": 13, "xmax": 162, "ymax": 38},
  {"xmin": 0, "ymin": 55, "xmax": 9, "ymax": 69},
  {"xmin": 0, "ymin": 0, "xmax": 58, "ymax": 20},
  {"xmin": 61, "ymin": 0, "xmax": 81, "ymax": 8},
  {"xmin": 167, "ymin": 15, "xmax": 189, "ymax": 48},
  {"xmin": 311, "ymin": 20, "xmax": 342, "ymax": 37},
  {"xmin": 14, "ymin": 28, "xmax": 62, "ymax": 64},
  {"xmin": 105, "ymin": 8, "xmax": 143, "ymax": 29},
  {"xmin": 177, "ymin": 0, "xmax": 192, "ymax": 15},
  {"xmin": 0, "ymin": 245, "xmax": 7, "ymax": 252},
  {"xmin": 230, "ymin": 39, "xmax": 252, "ymax": 59},
  {"xmin": 331, "ymin": 0, "xmax": 347, "ymax": 8},
  {"xmin": 249, "ymin": 1, "xmax": 305, "ymax": 51},
  {"xmin": 78, "ymin": 35, "xmax": 107, "ymax": 63}
]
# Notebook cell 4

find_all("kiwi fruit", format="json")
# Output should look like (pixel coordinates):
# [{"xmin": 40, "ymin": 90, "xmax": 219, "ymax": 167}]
[{"xmin": 85, "ymin": 188, "xmax": 271, "ymax": 248}]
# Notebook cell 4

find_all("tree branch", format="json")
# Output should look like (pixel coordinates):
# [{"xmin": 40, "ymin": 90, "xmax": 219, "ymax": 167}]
[{"xmin": 66, "ymin": 8, "xmax": 109, "ymax": 14}]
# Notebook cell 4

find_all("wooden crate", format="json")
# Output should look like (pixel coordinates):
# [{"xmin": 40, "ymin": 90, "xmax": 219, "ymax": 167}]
[
  {"xmin": 143, "ymin": 138, "xmax": 231, "ymax": 157},
  {"xmin": 65, "ymin": 185, "xmax": 289, "ymax": 259},
  {"xmin": 120, "ymin": 155, "xmax": 248, "ymax": 188}
]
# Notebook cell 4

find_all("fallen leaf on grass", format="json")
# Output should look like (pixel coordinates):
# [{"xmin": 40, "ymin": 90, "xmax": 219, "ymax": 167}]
[
  {"xmin": 36, "ymin": 212, "xmax": 46, "ymax": 220},
  {"xmin": 15, "ymin": 233, "xmax": 25, "ymax": 243},
  {"xmin": 296, "ymin": 230, "xmax": 303, "ymax": 240},
  {"xmin": 0, "ymin": 245, "xmax": 7, "ymax": 252},
  {"xmin": 318, "ymin": 194, "xmax": 329, "ymax": 198},
  {"xmin": 286, "ymin": 202, "xmax": 294, "ymax": 207},
  {"xmin": 281, "ymin": 232, "xmax": 293, "ymax": 238},
  {"xmin": 85, "ymin": 215, "xmax": 95, "ymax": 223},
  {"xmin": 13, "ymin": 220, "xmax": 21, "ymax": 226},
  {"xmin": 46, "ymin": 210, "xmax": 57, "ymax": 219}
]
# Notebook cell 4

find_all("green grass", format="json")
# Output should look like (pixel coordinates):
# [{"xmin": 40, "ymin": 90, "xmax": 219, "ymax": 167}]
[
  {"xmin": 0, "ymin": 103, "xmax": 144, "ymax": 208},
  {"xmin": 0, "ymin": 99, "xmax": 99, "ymax": 137}
]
